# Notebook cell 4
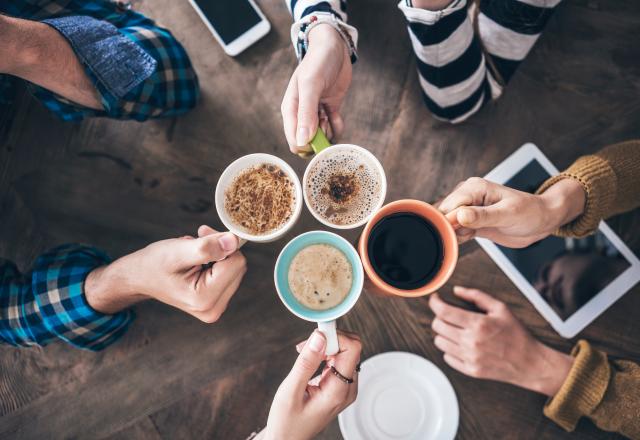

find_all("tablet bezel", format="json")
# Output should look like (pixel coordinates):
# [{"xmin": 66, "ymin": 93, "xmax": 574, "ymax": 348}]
[{"xmin": 476, "ymin": 143, "xmax": 640, "ymax": 338}]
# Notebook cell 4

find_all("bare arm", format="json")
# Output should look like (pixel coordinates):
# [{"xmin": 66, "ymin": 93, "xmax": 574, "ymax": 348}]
[{"xmin": 0, "ymin": 14, "xmax": 102, "ymax": 109}]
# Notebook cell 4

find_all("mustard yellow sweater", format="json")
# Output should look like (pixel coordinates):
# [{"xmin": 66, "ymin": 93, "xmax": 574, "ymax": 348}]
[{"xmin": 537, "ymin": 140, "xmax": 640, "ymax": 439}]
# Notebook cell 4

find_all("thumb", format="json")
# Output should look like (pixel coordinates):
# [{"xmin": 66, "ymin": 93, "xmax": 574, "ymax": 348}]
[
  {"xmin": 286, "ymin": 331, "xmax": 326, "ymax": 394},
  {"xmin": 456, "ymin": 205, "xmax": 503, "ymax": 229},
  {"xmin": 296, "ymin": 81, "xmax": 322, "ymax": 147},
  {"xmin": 180, "ymin": 232, "xmax": 239, "ymax": 265}
]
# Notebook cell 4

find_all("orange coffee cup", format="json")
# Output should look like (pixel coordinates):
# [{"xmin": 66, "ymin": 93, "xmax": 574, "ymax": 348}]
[{"xmin": 357, "ymin": 199, "xmax": 458, "ymax": 297}]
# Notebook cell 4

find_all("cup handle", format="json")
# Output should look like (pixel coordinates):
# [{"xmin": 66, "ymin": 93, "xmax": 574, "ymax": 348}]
[
  {"xmin": 310, "ymin": 127, "xmax": 332, "ymax": 154},
  {"xmin": 297, "ymin": 128, "xmax": 332, "ymax": 158},
  {"xmin": 317, "ymin": 320, "xmax": 339, "ymax": 355}
]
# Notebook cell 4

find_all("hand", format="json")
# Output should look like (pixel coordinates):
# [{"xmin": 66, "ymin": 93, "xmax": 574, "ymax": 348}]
[
  {"xmin": 260, "ymin": 330, "xmax": 362, "ymax": 440},
  {"xmin": 85, "ymin": 225, "xmax": 247, "ymax": 323},
  {"xmin": 429, "ymin": 287, "xmax": 573, "ymax": 397},
  {"xmin": 437, "ymin": 177, "xmax": 585, "ymax": 247},
  {"xmin": 281, "ymin": 24, "xmax": 352, "ymax": 155}
]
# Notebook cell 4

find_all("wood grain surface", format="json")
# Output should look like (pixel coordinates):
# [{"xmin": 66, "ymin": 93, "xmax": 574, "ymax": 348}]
[{"xmin": 1, "ymin": 0, "xmax": 639, "ymax": 439}]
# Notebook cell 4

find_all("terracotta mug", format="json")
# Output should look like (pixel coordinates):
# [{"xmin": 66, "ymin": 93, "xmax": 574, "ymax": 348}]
[{"xmin": 357, "ymin": 199, "xmax": 458, "ymax": 297}]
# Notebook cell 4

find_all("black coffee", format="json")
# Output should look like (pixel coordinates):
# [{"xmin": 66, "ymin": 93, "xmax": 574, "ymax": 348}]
[{"xmin": 367, "ymin": 212, "xmax": 443, "ymax": 290}]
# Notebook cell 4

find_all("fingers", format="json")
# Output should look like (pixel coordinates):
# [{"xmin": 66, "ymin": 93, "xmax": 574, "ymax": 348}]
[
  {"xmin": 428, "ymin": 293, "xmax": 481, "ymax": 327},
  {"xmin": 179, "ymin": 232, "xmax": 239, "ymax": 266},
  {"xmin": 325, "ymin": 106, "xmax": 344, "ymax": 140},
  {"xmin": 196, "ymin": 264, "xmax": 245, "ymax": 322},
  {"xmin": 191, "ymin": 251, "xmax": 247, "ymax": 322},
  {"xmin": 442, "ymin": 353, "xmax": 468, "ymax": 375},
  {"xmin": 432, "ymin": 317, "xmax": 463, "ymax": 341},
  {"xmin": 197, "ymin": 224, "xmax": 219, "ymax": 237},
  {"xmin": 318, "ymin": 106, "xmax": 333, "ymax": 141},
  {"xmin": 282, "ymin": 76, "xmax": 306, "ymax": 153},
  {"xmin": 433, "ymin": 335, "xmax": 465, "ymax": 360},
  {"xmin": 456, "ymin": 227, "xmax": 476, "ymax": 244},
  {"xmin": 286, "ymin": 331, "xmax": 327, "ymax": 395},
  {"xmin": 296, "ymin": 79, "xmax": 322, "ymax": 148},
  {"xmin": 453, "ymin": 286, "xmax": 503, "ymax": 313},
  {"xmin": 321, "ymin": 333, "xmax": 362, "ymax": 396},
  {"xmin": 439, "ymin": 177, "xmax": 489, "ymax": 214},
  {"xmin": 439, "ymin": 177, "xmax": 503, "ymax": 215},
  {"xmin": 455, "ymin": 204, "xmax": 505, "ymax": 230}
]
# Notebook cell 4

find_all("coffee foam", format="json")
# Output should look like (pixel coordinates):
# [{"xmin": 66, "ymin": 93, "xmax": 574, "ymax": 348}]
[
  {"xmin": 224, "ymin": 163, "xmax": 295, "ymax": 236},
  {"xmin": 306, "ymin": 150, "xmax": 382, "ymax": 226},
  {"xmin": 288, "ymin": 244, "xmax": 353, "ymax": 310}
]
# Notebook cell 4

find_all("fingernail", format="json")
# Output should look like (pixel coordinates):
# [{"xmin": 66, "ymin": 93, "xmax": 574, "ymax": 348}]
[
  {"xmin": 459, "ymin": 208, "xmax": 476, "ymax": 225},
  {"xmin": 308, "ymin": 331, "xmax": 325, "ymax": 353},
  {"xmin": 218, "ymin": 233, "xmax": 237, "ymax": 252},
  {"xmin": 295, "ymin": 341, "xmax": 306, "ymax": 351},
  {"xmin": 296, "ymin": 126, "xmax": 309, "ymax": 147}
]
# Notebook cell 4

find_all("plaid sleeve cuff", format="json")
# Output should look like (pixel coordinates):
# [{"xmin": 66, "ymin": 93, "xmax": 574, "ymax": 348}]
[
  {"xmin": 29, "ymin": 12, "xmax": 199, "ymax": 121},
  {"xmin": 31, "ymin": 244, "xmax": 134, "ymax": 351}
]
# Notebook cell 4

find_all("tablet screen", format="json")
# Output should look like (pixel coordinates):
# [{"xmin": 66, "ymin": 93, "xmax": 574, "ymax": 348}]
[{"xmin": 498, "ymin": 160, "xmax": 632, "ymax": 320}]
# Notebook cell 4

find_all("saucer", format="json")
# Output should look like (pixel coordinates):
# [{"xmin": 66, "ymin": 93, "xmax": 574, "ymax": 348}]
[{"xmin": 338, "ymin": 352, "xmax": 459, "ymax": 440}]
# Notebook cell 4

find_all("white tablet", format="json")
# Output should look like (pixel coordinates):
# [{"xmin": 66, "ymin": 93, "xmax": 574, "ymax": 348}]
[{"xmin": 476, "ymin": 143, "xmax": 640, "ymax": 338}]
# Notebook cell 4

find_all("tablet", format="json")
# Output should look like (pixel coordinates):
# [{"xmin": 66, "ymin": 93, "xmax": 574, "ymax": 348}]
[{"xmin": 476, "ymin": 143, "xmax": 640, "ymax": 338}]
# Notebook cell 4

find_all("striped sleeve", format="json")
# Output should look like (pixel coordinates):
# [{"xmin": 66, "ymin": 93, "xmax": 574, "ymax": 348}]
[
  {"xmin": 287, "ymin": 0, "xmax": 348, "ymax": 22},
  {"xmin": 398, "ymin": 0, "xmax": 562, "ymax": 124}
]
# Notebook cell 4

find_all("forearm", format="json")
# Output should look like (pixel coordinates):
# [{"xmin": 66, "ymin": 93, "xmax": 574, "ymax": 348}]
[
  {"xmin": 520, "ymin": 342, "xmax": 574, "ymax": 397},
  {"xmin": 0, "ymin": 14, "xmax": 102, "ymax": 109}
]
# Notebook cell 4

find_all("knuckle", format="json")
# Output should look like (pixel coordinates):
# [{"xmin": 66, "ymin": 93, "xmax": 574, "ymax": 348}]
[
  {"xmin": 474, "ymin": 319, "xmax": 488, "ymax": 333},
  {"xmin": 199, "ymin": 309, "xmax": 222, "ymax": 324},
  {"xmin": 350, "ymin": 338, "xmax": 363, "ymax": 354},
  {"xmin": 465, "ymin": 176, "xmax": 486, "ymax": 187},
  {"xmin": 468, "ymin": 364, "xmax": 483, "ymax": 378},
  {"xmin": 494, "ymin": 302, "xmax": 508, "ymax": 314},
  {"xmin": 297, "ymin": 355, "xmax": 317, "ymax": 373},
  {"xmin": 468, "ymin": 338, "xmax": 481, "ymax": 350}
]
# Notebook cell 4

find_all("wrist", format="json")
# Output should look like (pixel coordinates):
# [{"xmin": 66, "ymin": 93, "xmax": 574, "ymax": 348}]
[
  {"xmin": 523, "ymin": 342, "xmax": 574, "ymax": 397},
  {"xmin": 84, "ymin": 257, "xmax": 145, "ymax": 314},
  {"xmin": 308, "ymin": 23, "xmax": 349, "ymax": 59},
  {"xmin": 539, "ymin": 178, "xmax": 586, "ymax": 232}
]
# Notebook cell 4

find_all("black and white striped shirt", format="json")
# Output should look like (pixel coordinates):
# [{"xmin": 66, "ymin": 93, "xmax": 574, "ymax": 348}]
[{"xmin": 287, "ymin": 0, "xmax": 561, "ymax": 123}]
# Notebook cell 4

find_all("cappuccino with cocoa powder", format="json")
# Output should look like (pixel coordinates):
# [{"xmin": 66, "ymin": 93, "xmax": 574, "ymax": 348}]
[{"xmin": 305, "ymin": 149, "xmax": 383, "ymax": 227}]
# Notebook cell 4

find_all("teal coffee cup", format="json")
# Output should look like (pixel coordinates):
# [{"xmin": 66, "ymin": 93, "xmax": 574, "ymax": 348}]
[{"xmin": 274, "ymin": 231, "xmax": 364, "ymax": 355}]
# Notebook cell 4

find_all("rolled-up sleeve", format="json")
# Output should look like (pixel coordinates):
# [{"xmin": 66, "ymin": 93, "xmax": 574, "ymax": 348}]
[
  {"xmin": 28, "ymin": 6, "xmax": 199, "ymax": 121},
  {"xmin": 0, "ymin": 244, "xmax": 134, "ymax": 351}
]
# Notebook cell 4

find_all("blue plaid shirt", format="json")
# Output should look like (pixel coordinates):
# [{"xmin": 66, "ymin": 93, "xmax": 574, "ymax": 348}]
[
  {"xmin": 0, "ymin": 245, "xmax": 134, "ymax": 350},
  {"xmin": 0, "ymin": 0, "xmax": 199, "ymax": 121}
]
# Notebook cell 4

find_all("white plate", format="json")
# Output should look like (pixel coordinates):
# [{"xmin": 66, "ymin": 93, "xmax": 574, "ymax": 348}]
[{"xmin": 338, "ymin": 352, "xmax": 459, "ymax": 440}]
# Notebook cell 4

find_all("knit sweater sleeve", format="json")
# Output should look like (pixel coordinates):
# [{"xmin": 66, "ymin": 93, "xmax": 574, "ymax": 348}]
[
  {"xmin": 536, "ymin": 140, "xmax": 640, "ymax": 238},
  {"xmin": 543, "ymin": 340, "xmax": 640, "ymax": 438}
]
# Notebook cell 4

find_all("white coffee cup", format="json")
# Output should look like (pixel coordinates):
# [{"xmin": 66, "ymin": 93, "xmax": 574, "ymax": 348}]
[
  {"xmin": 303, "ymin": 144, "xmax": 387, "ymax": 230},
  {"xmin": 215, "ymin": 153, "xmax": 303, "ymax": 243}
]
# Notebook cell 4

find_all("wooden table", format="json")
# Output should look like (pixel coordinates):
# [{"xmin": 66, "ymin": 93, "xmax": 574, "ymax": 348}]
[{"xmin": 1, "ymin": 0, "xmax": 639, "ymax": 438}]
